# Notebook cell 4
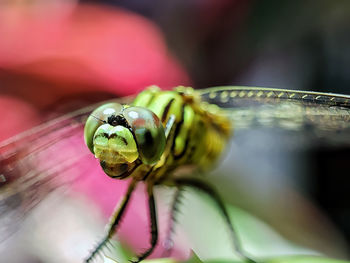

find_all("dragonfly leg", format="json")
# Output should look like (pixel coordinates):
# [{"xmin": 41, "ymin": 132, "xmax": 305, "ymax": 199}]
[
  {"xmin": 131, "ymin": 184, "xmax": 158, "ymax": 263},
  {"xmin": 162, "ymin": 187, "xmax": 184, "ymax": 257},
  {"xmin": 174, "ymin": 177, "xmax": 258, "ymax": 263},
  {"xmin": 85, "ymin": 179, "xmax": 138, "ymax": 263}
]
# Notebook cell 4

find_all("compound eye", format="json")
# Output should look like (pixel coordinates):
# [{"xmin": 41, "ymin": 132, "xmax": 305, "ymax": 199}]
[
  {"xmin": 124, "ymin": 107, "xmax": 166, "ymax": 165},
  {"xmin": 84, "ymin": 103, "xmax": 123, "ymax": 153}
]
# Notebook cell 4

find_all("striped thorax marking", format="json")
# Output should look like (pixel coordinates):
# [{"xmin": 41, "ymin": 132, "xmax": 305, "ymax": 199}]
[{"xmin": 84, "ymin": 86, "xmax": 232, "ymax": 184}]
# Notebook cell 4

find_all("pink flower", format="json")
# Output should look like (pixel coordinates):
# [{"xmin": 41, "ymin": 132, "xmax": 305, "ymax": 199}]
[
  {"xmin": 0, "ymin": 2, "xmax": 190, "ymax": 260},
  {"xmin": 0, "ymin": 2, "xmax": 190, "ymax": 139}
]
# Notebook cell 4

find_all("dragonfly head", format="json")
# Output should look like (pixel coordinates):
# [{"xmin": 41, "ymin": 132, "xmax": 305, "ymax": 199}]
[{"xmin": 84, "ymin": 102, "xmax": 166, "ymax": 178}]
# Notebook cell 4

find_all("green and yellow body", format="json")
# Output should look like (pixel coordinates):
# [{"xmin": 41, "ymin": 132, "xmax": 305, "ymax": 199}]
[
  {"xmin": 132, "ymin": 86, "xmax": 232, "ymax": 184},
  {"xmin": 84, "ymin": 86, "xmax": 232, "ymax": 185}
]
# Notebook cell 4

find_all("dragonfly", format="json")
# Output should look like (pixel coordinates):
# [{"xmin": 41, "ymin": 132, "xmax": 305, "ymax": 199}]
[{"xmin": 0, "ymin": 86, "xmax": 349, "ymax": 263}]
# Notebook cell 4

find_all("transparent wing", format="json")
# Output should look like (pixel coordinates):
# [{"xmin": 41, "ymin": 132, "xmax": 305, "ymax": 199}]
[
  {"xmin": 200, "ymin": 87, "xmax": 350, "ymax": 146},
  {"xmin": 199, "ymin": 87, "xmax": 350, "ymax": 259},
  {"xmin": 1, "ymin": 86, "xmax": 350, "ymax": 244},
  {"xmin": 0, "ymin": 97, "xmax": 132, "ymax": 242}
]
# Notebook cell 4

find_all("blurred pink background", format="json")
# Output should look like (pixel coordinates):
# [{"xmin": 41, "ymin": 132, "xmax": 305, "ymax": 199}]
[
  {"xmin": 0, "ymin": 1, "xmax": 190, "ymax": 141},
  {"xmin": 1, "ymin": 1, "xmax": 350, "ymax": 262},
  {"xmin": 0, "ymin": 3, "xmax": 191, "ymax": 260}
]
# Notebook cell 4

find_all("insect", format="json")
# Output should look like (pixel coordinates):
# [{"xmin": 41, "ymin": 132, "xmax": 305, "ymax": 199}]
[
  {"xmin": 0, "ymin": 86, "xmax": 349, "ymax": 263},
  {"xmin": 83, "ymin": 86, "xmax": 243, "ymax": 262}
]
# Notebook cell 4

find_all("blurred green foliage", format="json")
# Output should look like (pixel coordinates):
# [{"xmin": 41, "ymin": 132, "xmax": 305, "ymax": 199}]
[{"xmin": 104, "ymin": 187, "xmax": 350, "ymax": 263}]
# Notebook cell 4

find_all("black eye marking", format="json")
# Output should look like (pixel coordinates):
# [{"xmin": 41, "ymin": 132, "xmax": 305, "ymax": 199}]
[
  {"xmin": 109, "ymin": 133, "xmax": 128, "ymax": 145},
  {"xmin": 93, "ymin": 132, "xmax": 109, "ymax": 140},
  {"xmin": 108, "ymin": 114, "xmax": 129, "ymax": 127},
  {"xmin": 144, "ymin": 129, "xmax": 153, "ymax": 144}
]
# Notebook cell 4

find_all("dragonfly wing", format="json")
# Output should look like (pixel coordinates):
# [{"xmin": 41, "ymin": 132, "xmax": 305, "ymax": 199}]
[
  {"xmin": 199, "ymin": 87, "xmax": 350, "ymax": 258},
  {"xmin": 0, "ymin": 106, "xmax": 92, "ymax": 241},
  {"xmin": 0, "ymin": 97, "xmax": 133, "ymax": 242},
  {"xmin": 200, "ymin": 87, "xmax": 350, "ymax": 146}
]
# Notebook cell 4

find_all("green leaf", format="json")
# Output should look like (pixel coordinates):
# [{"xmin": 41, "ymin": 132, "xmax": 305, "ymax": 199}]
[
  {"xmin": 264, "ymin": 255, "xmax": 350, "ymax": 263},
  {"xmin": 103, "ymin": 188, "xmax": 350, "ymax": 263},
  {"xmin": 176, "ymin": 189, "xmax": 319, "ymax": 261}
]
